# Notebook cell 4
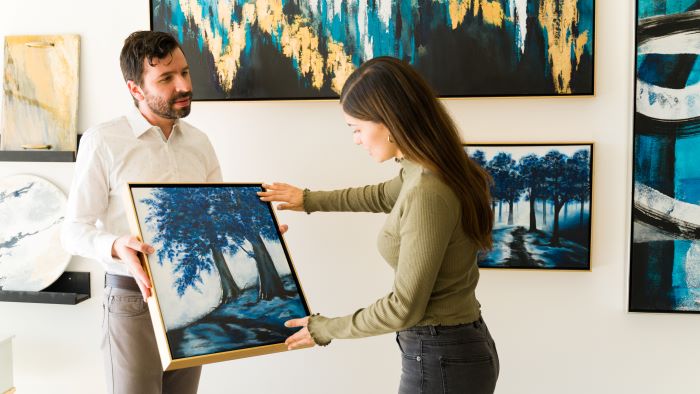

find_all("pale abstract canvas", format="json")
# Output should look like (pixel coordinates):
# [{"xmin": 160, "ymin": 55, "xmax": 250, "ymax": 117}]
[
  {"xmin": 1, "ymin": 35, "xmax": 79, "ymax": 151},
  {"xmin": 0, "ymin": 175, "xmax": 70, "ymax": 291}
]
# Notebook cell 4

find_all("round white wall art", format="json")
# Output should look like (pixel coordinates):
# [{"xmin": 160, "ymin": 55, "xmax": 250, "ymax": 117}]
[{"xmin": 0, "ymin": 174, "xmax": 71, "ymax": 291}]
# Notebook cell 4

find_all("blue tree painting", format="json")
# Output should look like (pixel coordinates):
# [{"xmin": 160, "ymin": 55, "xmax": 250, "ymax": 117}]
[
  {"xmin": 630, "ymin": 0, "xmax": 700, "ymax": 312},
  {"xmin": 131, "ymin": 184, "xmax": 309, "ymax": 359},
  {"xmin": 151, "ymin": 0, "xmax": 594, "ymax": 100},
  {"xmin": 466, "ymin": 144, "xmax": 592, "ymax": 269}
]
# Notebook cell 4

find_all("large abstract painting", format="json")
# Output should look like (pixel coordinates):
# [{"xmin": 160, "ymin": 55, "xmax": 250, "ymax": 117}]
[
  {"xmin": 465, "ymin": 144, "xmax": 592, "ymax": 270},
  {"xmin": 150, "ymin": 0, "xmax": 594, "ymax": 100},
  {"xmin": 125, "ymin": 183, "xmax": 310, "ymax": 370},
  {"xmin": 1, "ymin": 35, "xmax": 79, "ymax": 151},
  {"xmin": 630, "ymin": 1, "xmax": 700, "ymax": 312},
  {"xmin": 0, "ymin": 175, "xmax": 70, "ymax": 291}
]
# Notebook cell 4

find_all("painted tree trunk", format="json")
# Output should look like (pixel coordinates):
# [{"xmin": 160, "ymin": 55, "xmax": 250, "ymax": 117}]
[
  {"xmin": 551, "ymin": 200, "xmax": 563, "ymax": 246},
  {"xmin": 542, "ymin": 199, "xmax": 547, "ymax": 225},
  {"xmin": 498, "ymin": 201, "xmax": 503, "ymax": 222},
  {"xmin": 507, "ymin": 199, "xmax": 514, "ymax": 225},
  {"xmin": 252, "ymin": 233, "xmax": 285, "ymax": 300},
  {"xmin": 529, "ymin": 194, "xmax": 537, "ymax": 232},
  {"xmin": 580, "ymin": 200, "xmax": 585, "ymax": 225},
  {"xmin": 211, "ymin": 246, "xmax": 240, "ymax": 303}
]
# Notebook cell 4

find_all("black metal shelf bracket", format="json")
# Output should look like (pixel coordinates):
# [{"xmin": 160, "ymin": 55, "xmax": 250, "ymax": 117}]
[
  {"xmin": 0, "ymin": 134, "xmax": 81, "ymax": 162},
  {"xmin": 0, "ymin": 150, "xmax": 75, "ymax": 162},
  {"xmin": 0, "ymin": 271, "xmax": 91, "ymax": 305}
]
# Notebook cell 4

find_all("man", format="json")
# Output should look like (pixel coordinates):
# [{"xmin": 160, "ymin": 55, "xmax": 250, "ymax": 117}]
[{"xmin": 61, "ymin": 31, "xmax": 220, "ymax": 394}]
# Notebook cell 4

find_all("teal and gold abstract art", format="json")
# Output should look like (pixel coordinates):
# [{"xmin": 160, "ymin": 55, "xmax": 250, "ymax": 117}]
[
  {"xmin": 151, "ymin": 0, "xmax": 594, "ymax": 100},
  {"xmin": 630, "ymin": 0, "xmax": 700, "ymax": 313}
]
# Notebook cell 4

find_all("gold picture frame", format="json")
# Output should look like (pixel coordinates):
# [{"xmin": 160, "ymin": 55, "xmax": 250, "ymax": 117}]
[{"xmin": 124, "ymin": 182, "xmax": 311, "ymax": 370}]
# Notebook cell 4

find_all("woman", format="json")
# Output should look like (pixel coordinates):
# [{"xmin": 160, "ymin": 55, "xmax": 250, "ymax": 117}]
[{"xmin": 258, "ymin": 56, "xmax": 499, "ymax": 393}]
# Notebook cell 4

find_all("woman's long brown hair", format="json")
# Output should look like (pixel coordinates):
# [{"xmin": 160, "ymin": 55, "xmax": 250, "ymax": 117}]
[{"xmin": 340, "ymin": 57, "xmax": 494, "ymax": 250}]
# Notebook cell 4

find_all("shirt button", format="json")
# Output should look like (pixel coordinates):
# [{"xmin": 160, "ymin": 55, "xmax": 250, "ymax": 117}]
[{"xmin": 415, "ymin": 356, "xmax": 422, "ymax": 362}]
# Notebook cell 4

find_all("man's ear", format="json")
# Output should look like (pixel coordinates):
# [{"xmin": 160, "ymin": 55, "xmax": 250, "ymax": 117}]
[{"xmin": 127, "ymin": 80, "xmax": 145, "ymax": 102}]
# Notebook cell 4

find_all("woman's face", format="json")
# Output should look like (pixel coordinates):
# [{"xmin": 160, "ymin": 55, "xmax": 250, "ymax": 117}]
[{"xmin": 344, "ymin": 112, "xmax": 402, "ymax": 162}]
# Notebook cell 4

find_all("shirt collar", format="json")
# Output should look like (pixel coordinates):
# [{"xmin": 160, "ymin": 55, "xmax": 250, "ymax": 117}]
[{"xmin": 127, "ymin": 108, "xmax": 181, "ymax": 139}]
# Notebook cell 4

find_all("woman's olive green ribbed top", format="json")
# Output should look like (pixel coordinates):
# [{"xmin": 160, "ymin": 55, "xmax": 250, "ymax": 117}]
[{"xmin": 304, "ymin": 159, "xmax": 482, "ymax": 346}]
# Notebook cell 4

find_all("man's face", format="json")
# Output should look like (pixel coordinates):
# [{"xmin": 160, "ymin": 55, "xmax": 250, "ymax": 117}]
[{"xmin": 138, "ymin": 48, "xmax": 192, "ymax": 120}]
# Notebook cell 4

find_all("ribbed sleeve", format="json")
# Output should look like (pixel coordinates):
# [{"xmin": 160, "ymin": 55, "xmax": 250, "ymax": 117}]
[{"xmin": 303, "ymin": 175, "xmax": 403, "ymax": 213}]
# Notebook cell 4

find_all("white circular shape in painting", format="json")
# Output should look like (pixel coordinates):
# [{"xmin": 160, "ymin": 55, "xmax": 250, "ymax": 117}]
[{"xmin": 0, "ymin": 174, "xmax": 71, "ymax": 291}]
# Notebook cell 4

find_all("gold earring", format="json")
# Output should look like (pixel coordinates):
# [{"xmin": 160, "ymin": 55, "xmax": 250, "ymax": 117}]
[{"xmin": 387, "ymin": 135, "xmax": 394, "ymax": 143}]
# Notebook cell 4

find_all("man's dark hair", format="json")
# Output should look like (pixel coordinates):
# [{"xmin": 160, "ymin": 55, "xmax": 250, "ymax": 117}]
[{"xmin": 119, "ymin": 31, "xmax": 182, "ymax": 86}]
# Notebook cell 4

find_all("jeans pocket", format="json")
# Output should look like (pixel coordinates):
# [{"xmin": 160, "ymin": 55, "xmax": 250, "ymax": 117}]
[
  {"xmin": 399, "ymin": 352, "xmax": 423, "ymax": 394},
  {"xmin": 440, "ymin": 355, "xmax": 497, "ymax": 394},
  {"xmin": 107, "ymin": 294, "xmax": 148, "ymax": 317},
  {"xmin": 397, "ymin": 333, "xmax": 423, "ymax": 394}
]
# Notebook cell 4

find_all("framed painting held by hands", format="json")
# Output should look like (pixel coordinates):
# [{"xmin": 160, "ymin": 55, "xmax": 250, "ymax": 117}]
[{"xmin": 124, "ymin": 183, "xmax": 311, "ymax": 370}]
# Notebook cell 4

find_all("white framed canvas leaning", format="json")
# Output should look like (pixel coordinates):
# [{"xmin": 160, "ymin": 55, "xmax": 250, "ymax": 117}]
[
  {"xmin": 465, "ymin": 143, "xmax": 593, "ymax": 270},
  {"xmin": 124, "ymin": 183, "xmax": 310, "ymax": 370}
]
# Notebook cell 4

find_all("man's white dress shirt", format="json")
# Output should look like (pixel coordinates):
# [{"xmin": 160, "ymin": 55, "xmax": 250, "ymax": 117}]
[{"xmin": 61, "ymin": 110, "xmax": 222, "ymax": 276}]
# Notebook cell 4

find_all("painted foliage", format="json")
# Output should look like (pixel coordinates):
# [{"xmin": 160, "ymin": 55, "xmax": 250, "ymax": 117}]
[
  {"xmin": 630, "ymin": 1, "xmax": 700, "ymax": 312},
  {"xmin": 150, "ymin": 0, "xmax": 594, "ymax": 99},
  {"xmin": 466, "ymin": 144, "xmax": 592, "ymax": 269},
  {"xmin": 1, "ymin": 35, "xmax": 79, "ymax": 151},
  {"xmin": 131, "ymin": 184, "xmax": 308, "ymax": 360}
]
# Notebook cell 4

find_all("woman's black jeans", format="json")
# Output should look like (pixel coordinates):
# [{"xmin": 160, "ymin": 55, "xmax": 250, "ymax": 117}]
[{"xmin": 396, "ymin": 316, "xmax": 499, "ymax": 394}]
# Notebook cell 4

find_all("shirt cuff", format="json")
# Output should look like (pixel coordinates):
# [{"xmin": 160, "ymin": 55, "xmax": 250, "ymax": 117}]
[
  {"xmin": 95, "ymin": 232, "xmax": 120, "ymax": 265},
  {"xmin": 307, "ymin": 314, "xmax": 333, "ymax": 346},
  {"xmin": 302, "ymin": 188, "xmax": 318, "ymax": 214}
]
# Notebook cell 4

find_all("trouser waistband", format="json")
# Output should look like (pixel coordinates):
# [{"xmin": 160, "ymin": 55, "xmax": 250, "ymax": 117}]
[
  {"xmin": 104, "ymin": 273, "xmax": 140, "ymax": 292},
  {"xmin": 400, "ymin": 316, "xmax": 485, "ymax": 335}
]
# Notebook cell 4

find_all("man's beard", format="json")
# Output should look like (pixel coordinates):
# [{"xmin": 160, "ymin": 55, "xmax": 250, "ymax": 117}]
[{"xmin": 145, "ymin": 91, "xmax": 192, "ymax": 119}]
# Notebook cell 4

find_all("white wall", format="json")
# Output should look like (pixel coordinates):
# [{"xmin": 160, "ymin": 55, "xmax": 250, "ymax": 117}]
[{"xmin": 1, "ymin": 1, "xmax": 698, "ymax": 393}]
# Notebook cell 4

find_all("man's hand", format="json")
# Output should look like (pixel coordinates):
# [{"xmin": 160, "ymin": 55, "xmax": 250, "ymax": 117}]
[{"xmin": 112, "ymin": 235, "xmax": 154, "ymax": 300}]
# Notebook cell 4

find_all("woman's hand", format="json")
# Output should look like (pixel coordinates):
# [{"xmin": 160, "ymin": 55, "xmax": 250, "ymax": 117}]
[
  {"xmin": 284, "ymin": 316, "xmax": 316, "ymax": 350},
  {"xmin": 258, "ymin": 183, "xmax": 305, "ymax": 211}
]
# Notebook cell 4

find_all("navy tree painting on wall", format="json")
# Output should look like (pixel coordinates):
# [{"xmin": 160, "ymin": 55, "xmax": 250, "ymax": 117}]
[
  {"xmin": 150, "ymin": 0, "xmax": 594, "ymax": 100},
  {"xmin": 630, "ymin": 0, "xmax": 700, "ymax": 313},
  {"xmin": 127, "ymin": 184, "xmax": 309, "ymax": 369},
  {"xmin": 465, "ymin": 144, "xmax": 592, "ymax": 270}
]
